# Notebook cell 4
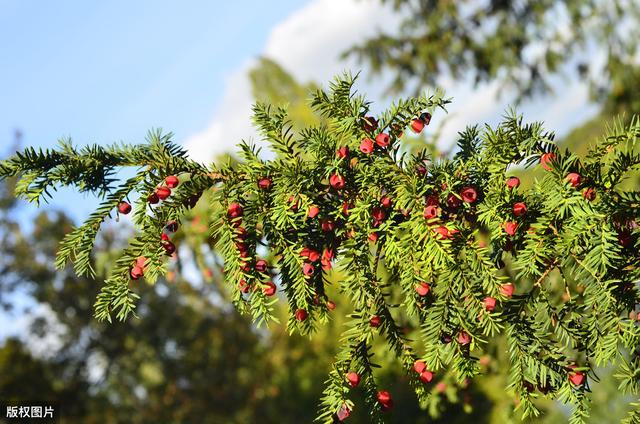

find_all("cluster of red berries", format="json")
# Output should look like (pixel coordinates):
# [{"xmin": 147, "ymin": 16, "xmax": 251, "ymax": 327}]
[
  {"xmin": 422, "ymin": 184, "xmax": 478, "ymax": 241},
  {"xmin": 227, "ymin": 201, "xmax": 278, "ymax": 298},
  {"xmin": 148, "ymin": 175, "xmax": 180, "ymax": 204}
]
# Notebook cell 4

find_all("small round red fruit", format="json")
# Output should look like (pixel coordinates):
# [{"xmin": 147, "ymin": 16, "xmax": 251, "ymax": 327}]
[
  {"xmin": 255, "ymin": 259, "xmax": 268, "ymax": 273},
  {"xmin": 483, "ymin": 296, "xmax": 497, "ymax": 312},
  {"xmin": 446, "ymin": 194, "xmax": 462, "ymax": 209},
  {"xmin": 376, "ymin": 390, "xmax": 393, "ymax": 411},
  {"xmin": 130, "ymin": 266, "xmax": 144, "ymax": 280},
  {"xmin": 414, "ymin": 360, "xmax": 427, "ymax": 374},
  {"xmin": 263, "ymin": 281, "xmax": 276, "ymax": 296},
  {"xmin": 500, "ymin": 283, "xmax": 515, "ymax": 298},
  {"xmin": 424, "ymin": 205, "xmax": 439, "ymax": 220},
  {"xmin": 327, "ymin": 300, "xmax": 336, "ymax": 310},
  {"xmin": 302, "ymin": 262, "xmax": 315, "ymax": 276},
  {"xmin": 307, "ymin": 205, "xmax": 320, "ymax": 219},
  {"xmin": 513, "ymin": 202, "xmax": 527, "ymax": 217},
  {"xmin": 295, "ymin": 308, "xmax": 308, "ymax": 322},
  {"xmin": 369, "ymin": 315, "xmax": 382, "ymax": 328},
  {"xmin": 566, "ymin": 172, "xmax": 582, "ymax": 188},
  {"xmin": 336, "ymin": 146, "xmax": 349, "ymax": 159},
  {"xmin": 118, "ymin": 201, "xmax": 132, "ymax": 214},
  {"xmin": 506, "ymin": 176, "xmax": 520, "ymax": 190},
  {"xmin": 540, "ymin": 152, "xmax": 557, "ymax": 171},
  {"xmin": 583, "ymin": 187, "xmax": 596, "ymax": 201},
  {"xmin": 503, "ymin": 221, "xmax": 518, "ymax": 236},
  {"xmin": 375, "ymin": 133, "xmax": 390, "ymax": 148},
  {"xmin": 162, "ymin": 241, "xmax": 176, "ymax": 255},
  {"xmin": 457, "ymin": 330, "xmax": 471, "ymax": 345},
  {"xmin": 147, "ymin": 193, "xmax": 159, "ymax": 204},
  {"xmin": 165, "ymin": 175, "xmax": 179, "ymax": 188},
  {"xmin": 419, "ymin": 371, "xmax": 434, "ymax": 383},
  {"xmin": 321, "ymin": 219, "xmax": 335, "ymax": 232},
  {"xmin": 415, "ymin": 282, "xmax": 430, "ymax": 296},
  {"xmin": 460, "ymin": 186, "xmax": 478, "ymax": 203},
  {"xmin": 258, "ymin": 177, "xmax": 272, "ymax": 190},
  {"xmin": 360, "ymin": 138, "xmax": 374, "ymax": 154},
  {"xmin": 346, "ymin": 372, "xmax": 360, "ymax": 388},
  {"xmin": 156, "ymin": 186, "xmax": 171, "ymax": 200},
  {"xmin": 329, "ymin": 173, "xmax": 346, "ymax": 190},
  {"xmin": 411, "ymin": 119, "xmax": 425, "ymax": 134}
]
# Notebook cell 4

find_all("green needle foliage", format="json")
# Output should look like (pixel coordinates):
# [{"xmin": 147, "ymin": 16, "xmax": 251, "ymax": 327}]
[{"xmin": 1, "ymin": 74, "xmax": 639, "ymax": 423}]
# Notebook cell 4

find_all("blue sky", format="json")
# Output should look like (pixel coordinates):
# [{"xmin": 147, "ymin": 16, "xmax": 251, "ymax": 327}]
[{"xmin": 0, "ymin": 0, "xmax": 303, "ymax": 220}]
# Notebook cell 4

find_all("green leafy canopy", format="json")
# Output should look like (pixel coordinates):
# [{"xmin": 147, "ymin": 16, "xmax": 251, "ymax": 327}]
[{"xmin": 1, "ymin": 73, "xmax": 639, "ymax": 423}]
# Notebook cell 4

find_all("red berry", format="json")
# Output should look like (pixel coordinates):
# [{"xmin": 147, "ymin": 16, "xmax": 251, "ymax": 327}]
[
  {"xmin": 582, "ymin": 187, "xmax": 596, "ymax": 201},
  {"xmin": 165, "ymin": 175, "xmax": 179, "ymax": 188},
  {"xmin": 503, "ymin": 221, "xmax": 518, "ymax": 236},
  {"xmin": 500, "ymin": 283, "xmax": 515, "ymax": 298},
  {"xmin": 414, "ymin": 360, "xmax": 427, "ymax": 374},
  {"xmin": 375, "ymin": 133, "xmax": 390, "ymax": 148},
  {"xmin": 346, "ymin": 372, "xmax": 360, "ymax": 388},
  {"xmin": 457, "ymin": 330, "xmax": 471, "ymax": 345},
  {"xmin": 362, "ymin": 116, "xmax": 378, "ymax": 132},
  {"xmin": 460, "ymin": 186, "xmax": 478, "ymax": 203},
  {"xmin": 415, "ymin": 282, "xmax": 430, "ymax": 296},
  {"xmin": 118, "ymin": 201, "xmax": 132, "ymax": 214},
  {"xmin": 337, "ymin": 404, "xmax": 351, "ymax": 422},
  {"xmin": 368, "ymin": 232, "xmax": 379, "ymax": 243},
  {"xmin": 302, "ymin": 262, "xmax": 315, "ymax": 276},
  {"xmin": 342, "ymin": 202, "xmax": 352, "ymax": 216},
  {"xmin": 147, "ymin": 193, "xmax": 159, "ymax": 204},
  {"xmin": 295, "ymin": 308, "xmax": 308, "ymax": 321},
  {"xmin": 416, "ymin": 165, "xmax": 427, "ymax": 176},
  {"xmin": 369, "ymin": 315, "xmax": 382, "ymax": 328},
  {"xmin": 566, "ymin": 172, "xmax": 582, "ymax": 188},
  {"xmin": 432, "ymin": 226, "xmax": 451, "ymax": 240},
  {"xmin": 135, "ymin": 256, "xmax": 147, "ymax": 268},
  {"xmin": 227, "ymin": 202, "xmax": 243, "ymax": 218},
  {"xmin": 436, "ymin": 382, "xmax": 447, "ymax": 393},
  {"xmin": 380, "ymin": 196, "xmax": 392, "ymax": 208},
  {"xmin": 419, "ymin": 371, "xmax": 434, "ymax": 384},
  {"xmin": 506, "ymin": 176, "xmax": 520, "ymax": 190},
  {"xmin": 513, "ymin": 202, "xmax": 527, "ymax": 217},
  {"xmin": 263, "ymin": 281, "xmax": 276, "ymax": 296},
  {"xmin": 360, "ymin": 138, "xmax": 374, "ymax": 154},
  {"xmin": 446, "ymin": 193, "xmax": 461, "ymax": 209},
  {"xmin": 372, "ymin": 207, "xmax": 386, "ymax": 222},
  {"xmin": 423, "ymin": 205, "xmax": 439, "ymax": 220},
  {"xmin": 321, "ymin": 219, "xmax": 335, "ymax": 232},
  {"xmin": 161, "ymin": 233, "xmax": 170, "ymax": 242},
  {"xmin": 255, "ymin": 259, "xmax": 268, "ymax": 273},
  {"xmin": 162, "ymin": 241, "xmax": 176, "ymax": 255},
  {"xmin": 309, "ymin": 249, "xmax": 321, "ymax": 263},
  {"xmin": 483, "ymin": 296, "xmax": 497, "ymax": 311},
  {"xmin": 156, "ymin": 186, "xmax": 171, "ymax": 200},
  {"xmin": 238, "ymin": 279, "xmax": 250, "ymax": 294},
  {"xmin": 337, "ymin": 146, "xmax": 349, "ymax": 159},
  {"xmin": 420, "ymin": 112, "xmax": 432, "ymax": 125},
  {"xmin": 411, "ymin": 119, "xmax": 425, "ymax": 134},
  {"xmin": 376, "ymin": 390, "xmax": 393, "ymax": 411},
  {"xmin": 258, "ymin": 177, "xmax": 272, "ymax": 190},
  {"xmin": 329, "ymin": 173, "xmax": 346, "ymax": 190},
  {"xmin": 568, "ymin": 369, "xmax": 585, "ymax": 386},
  {"xmin": 165, "ymin": 220, "xmax": 179, "ymax": 232},
  {"xmin": 327, "ymin": 300, "xmax": 336, "ymax": 310},
  {"xmin": 307, "ymin": 205, "xmax": 320, "ymax": 218},
  {"xmin": 540, "ymin": 152, "xmax": 557, "ymax": 171},
  {"xmin": 130, "ymin": 266, "xmax": 144, "ymax": 280}
]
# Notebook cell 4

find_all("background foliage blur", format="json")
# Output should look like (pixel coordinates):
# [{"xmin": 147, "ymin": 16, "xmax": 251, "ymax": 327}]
[{"xmin": 1, "ymin": 1, "xmax": 639, "ymax": 422}]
